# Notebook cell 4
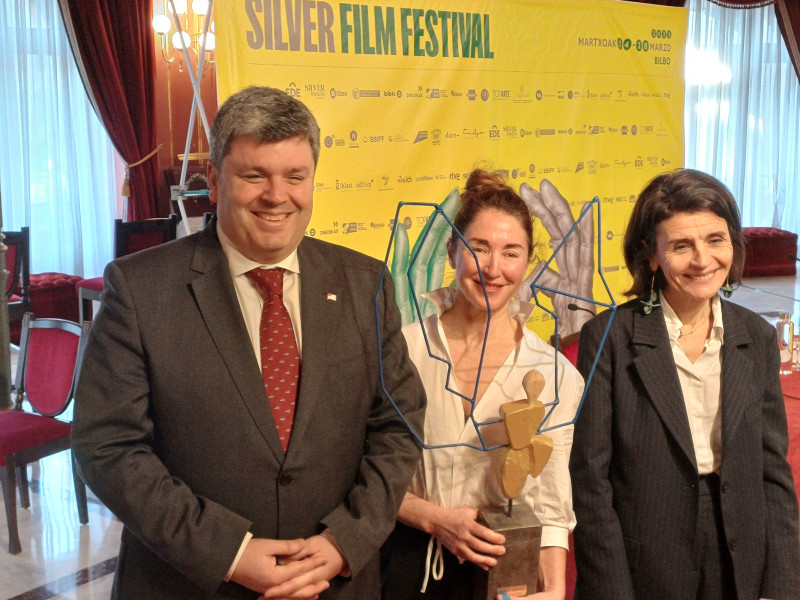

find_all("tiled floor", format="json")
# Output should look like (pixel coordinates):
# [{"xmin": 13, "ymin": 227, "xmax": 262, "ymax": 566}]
[
  {"xmin": 0, "ymin": 445, "xmax": 120, "ymax": 599},
  {"xmin": 1, "ymin": 275, "xmax": 799, "ymax": 599}
]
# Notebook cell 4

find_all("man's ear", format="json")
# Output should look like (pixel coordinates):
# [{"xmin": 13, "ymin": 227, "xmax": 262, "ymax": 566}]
[{"xmin": 207, "ymin": 162, "xmax": 219, "ymax": 205}]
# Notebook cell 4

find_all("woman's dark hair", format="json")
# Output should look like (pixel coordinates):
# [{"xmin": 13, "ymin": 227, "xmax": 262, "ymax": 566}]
[
  {"xmin": 450, "ymin": 169, "xmax": 534, "ymax": 260},
  {"xmin": 623, "ymin": 168, "xmax": 746, "ymax": 298}
]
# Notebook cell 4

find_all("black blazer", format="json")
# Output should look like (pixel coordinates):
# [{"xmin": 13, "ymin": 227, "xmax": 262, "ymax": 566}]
[
  {"xmin": 72, "ymin": 225, "xmax": 426, "ymax": 599},
  {"xmin": 570, "ymin": 298, "xmax": 800, "ymax": 600}
]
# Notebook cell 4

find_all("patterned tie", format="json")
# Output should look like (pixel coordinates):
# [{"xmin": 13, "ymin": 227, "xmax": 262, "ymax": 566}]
[{"xmin": 246, "ymin": 268, "xmax": 300, "ymax": 452}]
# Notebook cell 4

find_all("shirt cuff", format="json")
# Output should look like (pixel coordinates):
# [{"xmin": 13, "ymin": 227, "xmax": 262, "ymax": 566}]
[
  {"xmin": 320, "ymin": 528, "xmax": 351, "ymax": 578},
  {"xmin": 540, "ymin": 525, "xmax": 570, "ymax": 551},
  {"xmin": 224, "ymin": 532, "xmax": 254, "ymax": 582}
]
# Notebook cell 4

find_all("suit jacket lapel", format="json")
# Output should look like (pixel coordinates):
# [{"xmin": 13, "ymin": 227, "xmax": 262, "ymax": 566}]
[
  {"xmin": 189, "ymin": 227, "xmax": 286, "ymax": 461},
  {"xmin": 631, "ymin": 307, "xmax": 698, "ymax": 471},
  {"xmin": 719, "ymin": 301, "xmax": 754, "ymax": 452},
  {"xmin": 290, "ymin": 239, "xmax": 353, "ymax": 448}
]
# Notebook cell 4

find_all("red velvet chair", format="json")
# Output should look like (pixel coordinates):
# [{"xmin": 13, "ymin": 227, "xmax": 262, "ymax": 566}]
[
  {"xmin": 0, "ymin": 313, "xmax": 90, "ymax": 554},
  {"xmin": 77, "ymin": 215, "xmax": 179, "ymax": 321},
  {"xmin": 742, "ymin": 227, "xmax": 798, "ymax": 277}
]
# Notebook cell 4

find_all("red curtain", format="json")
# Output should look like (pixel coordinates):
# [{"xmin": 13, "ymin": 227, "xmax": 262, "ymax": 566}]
[
  {"xmin": 57, "ymin": 0, "xmax": 159, "ymax": 220},
  {"xmin": 777, "ymin": 0, "xmax": 800, "ymax": 82},
  {"xmin": 623, "ymin": 0, "xmax": 686, "ymax": 6}
]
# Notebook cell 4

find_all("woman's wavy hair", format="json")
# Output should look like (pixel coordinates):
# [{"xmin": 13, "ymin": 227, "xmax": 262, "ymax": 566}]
[{"xmin": 623, "ymin": 168, "xmax": 746, "ymax": 298}]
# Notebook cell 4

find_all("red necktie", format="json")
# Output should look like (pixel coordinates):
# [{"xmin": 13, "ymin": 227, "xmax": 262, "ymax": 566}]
[{"xmin": 246, "ymin": 268, "xmax": 300, "ymax": 451}]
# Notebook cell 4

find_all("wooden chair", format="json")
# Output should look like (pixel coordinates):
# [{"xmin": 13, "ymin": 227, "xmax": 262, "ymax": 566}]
[
  {"xmin": 77, "ymin": 215, "xmax": 179, "ymax": 321},
  {"xmin": 3, "ymin": 227, "xmax": 31, "ymax": 325},
  {"xmin": 0, "ymin": 313, "xmax": 90, "ymax": 553}
]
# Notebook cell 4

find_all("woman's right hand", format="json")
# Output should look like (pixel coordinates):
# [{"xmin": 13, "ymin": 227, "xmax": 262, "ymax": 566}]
[{"xmin": 431, "ymin": 506, "xmax": 506, "ymax": 570}]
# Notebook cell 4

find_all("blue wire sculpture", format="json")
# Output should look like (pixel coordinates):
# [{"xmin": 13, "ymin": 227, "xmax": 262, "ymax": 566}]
[{"xmin": 375, "ymin": 195, "xmax": 616, "ymax": 452}]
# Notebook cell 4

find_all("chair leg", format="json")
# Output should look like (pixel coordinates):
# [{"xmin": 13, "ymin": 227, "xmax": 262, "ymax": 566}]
[
  {"xmin": 71, "ymin": 452, "xmax": 88, "ymax": 525},
  {"xmin": 79, "ymin": 295, "xmax": 88, "ymax": 323},
  {"xmin": 78, "ymin": 288, "xmax": 95, "ymax": 322},
  {"xmin": 17, "ymin": 464, "xmax": 29, "ymax": 509},
  {"xmin": 1, "ymin": 462, "xmax": 22, "ymax": 554}
]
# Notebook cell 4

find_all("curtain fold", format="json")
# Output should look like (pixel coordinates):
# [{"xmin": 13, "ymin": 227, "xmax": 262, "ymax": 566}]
[
  {"xmin": 684, "ymin": 0, "xmax": 800, "ymax": 231},
  {"xmin": 624, "ymin": 0, "xmax": 686, "ymax": 6},
  {"xmin": 57, "ymin": 0, "xmax": 159, "ymax": 220},
  {"xmin": 776, "ymin": 0, "xmax": 800, "ymax": 82},
  {"xmin": 0, "ymin": 0, "xmax": 116, "ymax": 277}
]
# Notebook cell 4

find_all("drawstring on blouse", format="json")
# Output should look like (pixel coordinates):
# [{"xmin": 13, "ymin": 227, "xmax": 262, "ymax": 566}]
[{"xmin": 420, "ymin": 534, "xmax": 444, "ymax": 593}]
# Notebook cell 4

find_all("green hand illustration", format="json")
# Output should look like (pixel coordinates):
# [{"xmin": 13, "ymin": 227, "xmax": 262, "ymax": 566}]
[{"xmin": 391, "ymin": 187, "xmax": 461, "ymax": 325}]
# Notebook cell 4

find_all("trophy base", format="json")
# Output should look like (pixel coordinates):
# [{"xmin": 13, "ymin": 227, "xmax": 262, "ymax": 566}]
[{"xmin": 473, "ymin": 504, "xmax": 542, "ymax": 600}]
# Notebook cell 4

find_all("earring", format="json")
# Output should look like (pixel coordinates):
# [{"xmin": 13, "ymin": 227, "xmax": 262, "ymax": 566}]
[
  {"xmin": 721, "ymin": 277, "xmax": 734, "ymax": 298},
  {"xmin": 641, "ymin": 273, "xmax": 660, "ymax": 315}
]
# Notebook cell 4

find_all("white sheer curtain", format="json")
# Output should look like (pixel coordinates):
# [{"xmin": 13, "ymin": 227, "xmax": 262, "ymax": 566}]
[
  {"xmin": 0, "ymin": 0, "xmax": 115, "ymax": 277},
  {"xmin": 685, "ymin": 0, "xmax": 800, "ymax": 230}
]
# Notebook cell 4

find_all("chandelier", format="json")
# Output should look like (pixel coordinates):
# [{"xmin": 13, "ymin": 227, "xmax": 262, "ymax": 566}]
[{"xmin": 152, "ymin": 0, "xmax": 215, "ymax": 71}]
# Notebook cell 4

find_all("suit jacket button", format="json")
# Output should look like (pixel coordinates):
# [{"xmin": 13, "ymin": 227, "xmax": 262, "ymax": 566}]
[
  {"xmin": 720, "ymin": 481, "xmax": 728, "ymax": 493},
  {"xmin": 279, "ymin": 474, "xmax": 292, "ymax": 486}
]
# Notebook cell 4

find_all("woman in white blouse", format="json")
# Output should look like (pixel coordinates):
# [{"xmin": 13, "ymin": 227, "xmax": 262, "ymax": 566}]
[{"xmin": 381, "ymin": 169, "xmax": 583, "ymax": 600}]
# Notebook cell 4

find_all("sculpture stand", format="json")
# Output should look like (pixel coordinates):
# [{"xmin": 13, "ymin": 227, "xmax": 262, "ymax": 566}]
[
  {"xmin": 473, "ymin": 503, "xmax": 541, "ymax": 599},
  {"xmin": 474, "ymin": 369, "xmax": 550, "ymax": 599}
]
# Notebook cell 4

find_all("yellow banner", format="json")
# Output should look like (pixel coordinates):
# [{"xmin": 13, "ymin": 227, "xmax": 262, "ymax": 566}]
[{"xmin": 216, "ymin": 0, "xmax": 687, "ymax": 335}]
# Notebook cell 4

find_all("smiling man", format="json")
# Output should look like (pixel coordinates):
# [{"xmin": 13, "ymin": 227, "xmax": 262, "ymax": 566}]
[{"xmin": 72, "ymin": 86, "xmax": 426, "ymax": 600}]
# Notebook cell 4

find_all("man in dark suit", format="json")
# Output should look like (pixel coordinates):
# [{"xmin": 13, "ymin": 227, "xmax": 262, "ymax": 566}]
[{"xmin": 72, "ymin": 86, "xmax": 426, "ymax": 599}]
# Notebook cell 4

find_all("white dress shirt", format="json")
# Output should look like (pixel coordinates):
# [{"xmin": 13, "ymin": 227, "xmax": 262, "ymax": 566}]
[
  {"xmin": 660, "ymin": 292, "xmax": 724, "ymax": 475},
  {"xmin": 403, "ymin": 288, "xmax": 584, "ymax": 550},
  {"xmin": 217, "ymin": 225, "xmax": 303, "ymax": 361}
]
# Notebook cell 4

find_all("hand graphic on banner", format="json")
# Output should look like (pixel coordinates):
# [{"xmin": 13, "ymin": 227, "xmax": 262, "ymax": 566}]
[
  {"xmin": 519, "ymin": 179, "xmax": 596, "ymax": 337},
  {"xmin": 391, "ymin": 187, "xmax": 460, "ymax": 325}
]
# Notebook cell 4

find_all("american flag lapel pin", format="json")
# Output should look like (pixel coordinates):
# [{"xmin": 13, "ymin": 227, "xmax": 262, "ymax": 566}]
[{"xmin": 327, "ymin": 292, "xmax": 337, "ymax": 301}]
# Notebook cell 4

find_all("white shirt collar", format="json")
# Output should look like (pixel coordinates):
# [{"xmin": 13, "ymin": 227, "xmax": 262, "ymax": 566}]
[
  {"xmin": 659, "ymin": 291, "xmax": 724, "ymax": 344},
  {"xmin": 216, "ymin": 222, "xmax": 300, "ymax": 277}
]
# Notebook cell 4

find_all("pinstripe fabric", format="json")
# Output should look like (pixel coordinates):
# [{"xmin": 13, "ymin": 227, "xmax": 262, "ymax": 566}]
[{"xmin": 570, "ymin": 298, "xmax": 800, "ymax": 600}]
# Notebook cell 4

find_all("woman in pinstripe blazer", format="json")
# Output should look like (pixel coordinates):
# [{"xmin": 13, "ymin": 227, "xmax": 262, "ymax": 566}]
[{"xmin": 570, "ymin": 169, "xmax": 800, "ymax": 600}]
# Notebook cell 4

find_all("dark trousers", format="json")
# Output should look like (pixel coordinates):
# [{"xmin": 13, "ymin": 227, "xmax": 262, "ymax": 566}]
[
  {"xmin": 696, "ymin": 474, "xmax": 738, "ymax": 600},
  {"xmin": 381, "ymin": 522, "xmax": 476, "ymax": 600}
]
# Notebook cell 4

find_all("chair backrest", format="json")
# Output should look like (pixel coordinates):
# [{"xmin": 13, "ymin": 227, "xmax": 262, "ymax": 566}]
[
  {"xmin": 114, "ymin": 214, "xmax": 179, "ymax": 259},
  {"xmin": 15, "ymin": 313, "xmax": 90, "ymax": 417},
  {"xmin": 3, "ymin": 227, "xmax": 30, "ymax": 302}
]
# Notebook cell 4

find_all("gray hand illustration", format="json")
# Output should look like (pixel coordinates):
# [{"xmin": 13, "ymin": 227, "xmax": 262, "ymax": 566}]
[{"xmin": 519, "ymin": 179, "xmax": 595, "ymax": 337}]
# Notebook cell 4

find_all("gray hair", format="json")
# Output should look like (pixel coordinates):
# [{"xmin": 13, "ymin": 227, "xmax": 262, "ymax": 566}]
[{"xmin": 209, "ymin": 86, "xmax": 321, "ymax": 166}]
